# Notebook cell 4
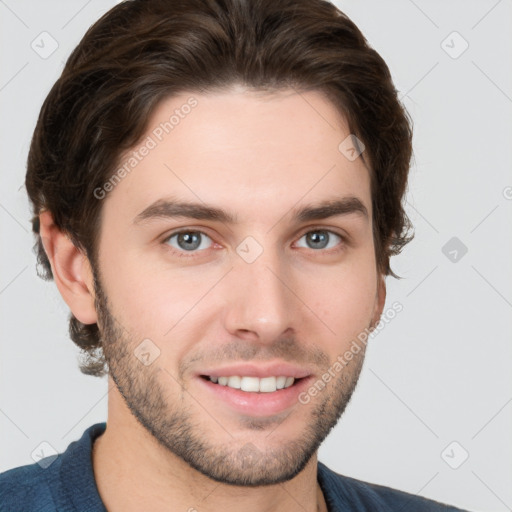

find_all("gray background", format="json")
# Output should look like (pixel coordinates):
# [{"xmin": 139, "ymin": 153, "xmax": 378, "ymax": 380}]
[{"xmin": 1, "ymin": 1, "xmax": 511, "ymax": 511}]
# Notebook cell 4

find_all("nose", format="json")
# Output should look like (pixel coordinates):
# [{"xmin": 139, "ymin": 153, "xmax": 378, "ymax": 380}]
[{"xmin": 222, "ymin": 247, "xmax": 298, "ymax": 344}]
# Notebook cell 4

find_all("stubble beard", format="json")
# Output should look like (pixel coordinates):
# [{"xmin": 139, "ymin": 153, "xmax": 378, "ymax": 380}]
[{"xmin": 92, "ymin": 265, "xmax": 366, "ymax": 486}]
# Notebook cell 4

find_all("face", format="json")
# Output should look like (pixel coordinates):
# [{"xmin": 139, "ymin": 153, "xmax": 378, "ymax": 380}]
[{"xmin": 91, "ymin": 87, "xmax": 385, "ymax": 486}]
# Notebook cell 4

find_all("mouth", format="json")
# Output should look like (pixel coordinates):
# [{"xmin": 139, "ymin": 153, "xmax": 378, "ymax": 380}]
[
  {"xmin": 196, "ymin": 373, "xmax": 313, "ymax": 416},
  {"xmin": 199, "ymin": 374, "xmax": 306, "ymax": 393}
]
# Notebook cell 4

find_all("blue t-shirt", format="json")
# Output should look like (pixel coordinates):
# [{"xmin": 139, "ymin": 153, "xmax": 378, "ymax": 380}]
[{"xmin": 0, "ymin": 422, "xmax": 471, "ymax": 511}]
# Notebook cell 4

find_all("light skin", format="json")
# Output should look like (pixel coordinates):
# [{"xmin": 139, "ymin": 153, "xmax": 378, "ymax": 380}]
[{"xmin": 39, "ymin": 87, "xmax": 386, "ymax": 512}]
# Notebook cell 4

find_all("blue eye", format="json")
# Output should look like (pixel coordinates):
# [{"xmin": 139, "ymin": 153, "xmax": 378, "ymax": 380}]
[
  {"xmin": 295, "ymin": 230, "xmax": 343, "ymax": 251},
  {"xmin": 162, "ymin": 228, "xmax": 345, "ymax": 259},
  {"xmin": 164, "ymin": 231, "xmax": 213, "ymax": 255}
]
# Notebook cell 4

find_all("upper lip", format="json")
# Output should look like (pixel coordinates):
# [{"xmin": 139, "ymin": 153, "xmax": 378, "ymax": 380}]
[{"xmin": 197, "ymin": 362, "xmax": 313, "ymax": 379}]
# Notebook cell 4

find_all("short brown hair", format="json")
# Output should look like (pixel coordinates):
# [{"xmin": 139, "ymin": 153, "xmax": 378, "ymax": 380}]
[{"xmin": 26, "ymin": 0, "xmax": 414, "ymax": 376}]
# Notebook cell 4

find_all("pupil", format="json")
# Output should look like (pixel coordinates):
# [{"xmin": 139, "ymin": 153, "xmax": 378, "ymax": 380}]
[
  {"xmin": 308, "ymin": 231, "xmax": 328, "ymax": 249},
  {"xmin": 179, "ymin": 232, "xmax": 200, "ymax": 250}
]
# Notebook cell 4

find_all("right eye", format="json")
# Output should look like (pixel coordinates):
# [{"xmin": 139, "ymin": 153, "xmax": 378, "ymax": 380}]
[{"xmin": 162, "ymin": 230, "xmax": 214, "ymax": 257}]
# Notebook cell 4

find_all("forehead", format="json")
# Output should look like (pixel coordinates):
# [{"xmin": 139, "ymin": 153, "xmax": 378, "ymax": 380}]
[{"xmin": 104, "ymin": 88, "xmax": 372, "ymax": 227}]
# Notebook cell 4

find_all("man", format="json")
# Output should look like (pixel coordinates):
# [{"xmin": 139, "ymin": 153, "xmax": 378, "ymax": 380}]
[{"xmin": 0, "ymin": 0, "xmax": 471, "ymax": 510}]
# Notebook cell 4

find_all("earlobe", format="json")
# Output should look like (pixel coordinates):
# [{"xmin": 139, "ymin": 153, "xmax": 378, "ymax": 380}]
[{"xmin": 38, "ymin": 210, "xmax": 98, "ymax": 325}]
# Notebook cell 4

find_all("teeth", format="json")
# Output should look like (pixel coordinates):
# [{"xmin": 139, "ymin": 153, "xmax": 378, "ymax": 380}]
[
  {"xmin": 276, "ymin": 376, "xmax": 287, "ymax": 389},
  {"xmin": 227, "ymin": 376, "xmax": 241, "ymax": 389},
  {"xmin": 241, "ymin": 376, "xmax": 260, "ymax": 392},
  {"xmin": 259, "ymin": 377, "xmax": 277, "ymax": 393},
  {"xmin": 209, "ymin": 375, "xmax": 296, "ymax": 392}
]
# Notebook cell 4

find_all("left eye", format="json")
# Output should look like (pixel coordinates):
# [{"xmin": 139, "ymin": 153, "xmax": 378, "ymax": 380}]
[{"xmin": 295, "ymin": 230, "xmax": 343, "ymax": 251}]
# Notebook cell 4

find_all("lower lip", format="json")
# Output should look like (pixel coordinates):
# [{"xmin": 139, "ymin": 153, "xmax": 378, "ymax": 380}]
[{"xmin": 196, "ymin": 376, "xmax": 313, "ymax": 416}]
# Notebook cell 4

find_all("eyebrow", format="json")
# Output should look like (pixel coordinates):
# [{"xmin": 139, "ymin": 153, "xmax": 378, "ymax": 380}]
[{"xmin": 133, "ymin": 196, "xmax": 369, "ymax": 226}]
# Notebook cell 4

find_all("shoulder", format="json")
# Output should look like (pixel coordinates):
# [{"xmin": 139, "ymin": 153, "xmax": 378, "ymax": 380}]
[
  {"xmin": 0, "ymin": 422, "xmax": 106, "ymax": 512},
  {"xmin": 317, "ymin": 462, "xmax": 471, "ymax": 512},
  {"xmin": 0, "ymin": 458, "xmax": 59, "ymax": 511}
]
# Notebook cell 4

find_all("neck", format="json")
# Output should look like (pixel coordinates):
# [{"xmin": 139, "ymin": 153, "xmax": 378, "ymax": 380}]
[{"xmin": 92, "ymin": 419, "xmax": 328, "ymax": 512}]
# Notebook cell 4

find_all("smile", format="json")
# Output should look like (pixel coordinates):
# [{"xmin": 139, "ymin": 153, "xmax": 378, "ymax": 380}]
[{"xmin": 202, "ymin": 375, "xmax": 297, "ymax": 392}]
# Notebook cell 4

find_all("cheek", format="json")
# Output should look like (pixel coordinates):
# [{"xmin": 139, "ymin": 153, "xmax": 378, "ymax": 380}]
[
  {"xmin": 305, "ymin": 257, "xmax": 377, "ymax": 348},
  {"xmin": 100, "ymin": 249, "xmax": 213, "ymax": 340},
  {"xmin": 99, "ymin": 227, "xmax": 377, "ymax": 352}
]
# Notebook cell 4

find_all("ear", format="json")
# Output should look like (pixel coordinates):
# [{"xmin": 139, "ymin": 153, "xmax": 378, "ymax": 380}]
[
  {"xmin": 370, "ymin": 274, "xmax": 386, "ymax": 329},
  {"xmin": 38, "ymin": 210, "xmax": 98, "ymax": 325}
]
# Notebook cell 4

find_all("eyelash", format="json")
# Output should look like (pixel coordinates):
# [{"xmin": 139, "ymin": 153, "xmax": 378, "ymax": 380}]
[{"xmin": 161, "ymin": 227, "xmax": 348, "ymax": 259}]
